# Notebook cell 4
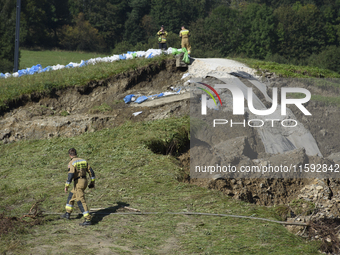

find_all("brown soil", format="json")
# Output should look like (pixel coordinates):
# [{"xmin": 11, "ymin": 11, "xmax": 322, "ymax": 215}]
[
  {"xmin": 1, "ymin": 59, "xmax": 340, "ymax": 210},
  {"xmin": 2, "ymin": 58, "xmax": 340, "ymax": 251},
  {"xmin": 178, "ymin": 150, "xmax": 311, "ymax": 205},
  {"xmin": 2, "ymin": 57, "xmax": 340, "ymax": 254},
  {"xmin": 177, "ymin": 76, "xmax": 340, "ymax": 247},
  {"xmin": 0, "ymin": 58, "xmax": 189, "ymax": 143}
]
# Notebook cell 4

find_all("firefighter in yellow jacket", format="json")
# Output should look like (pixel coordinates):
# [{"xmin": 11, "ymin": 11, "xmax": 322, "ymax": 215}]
[
  {"xmin": 179, "ymin": 26, "xmax": 191, "ymax": 54},
  {"xmin": 157, "ymin": 25, "xmax": 168, "ymax": 50},
  {"xmin": 61, "ymin": 148, "xmax": 96, "ymax": 226}
]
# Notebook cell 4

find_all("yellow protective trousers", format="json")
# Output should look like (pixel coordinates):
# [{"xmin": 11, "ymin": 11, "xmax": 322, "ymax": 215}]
[
  {"xmin": 181, "ymin": 38, "xmax": 191, "ymax": 54},
  {"xmin": 65, "ymin": 178, "xmax": 91, "ymax": 220}
]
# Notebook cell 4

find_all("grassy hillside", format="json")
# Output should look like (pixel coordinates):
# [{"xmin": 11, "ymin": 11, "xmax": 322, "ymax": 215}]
[
  {"xmin": 1, "ymin": 50, "xmax": 337, "ymax": 253},
  {"xmin": 0, "ymin": 117, "xmax": 320, "ymax": 254},
  {"xmin": 234, "ymin": 57, "xmax": 340, "ymax": 78},
  {"xmin": 0, "ymin": 54, "xmax": 172, "ymax": 112},
  {"xmin": 2, "ymin": 51, "xmax": 339, "ymax": 113},
  {"xmin": 235, "ymin": 57, "xmax": 340, "ymax": 107}
]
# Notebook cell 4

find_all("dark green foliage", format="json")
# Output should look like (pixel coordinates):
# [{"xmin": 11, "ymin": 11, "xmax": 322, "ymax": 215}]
[
  {"xmin": 20, "ymin": 0, "xmax": 71, "ymax": 48},
  {"xmin": 89, "ymin": 0, "xmax": 130, "ymax": 49},
  {"xmin": 111, "ymin": 42, "xmax": 135, "ymax": 54},
  {"xmin": 239, "ymin": 3, "xmax": 277, "ymax": 59},
  {"xmin": 1, "ymin": 0, "xmax": 340, "ymax": 74},
  {"xmin": 0, "ymin": 0, "xmax": 16, "ymax": 72},
  {"xmin": 0, "ymin": 59, "xmax": 13, "ymax": 74},
  {"xmin": 190, "ymin": 5, "xmax": 243, "ymax": 57},
  {"xmin": 112, "ymin": 31, "xmax": 180, "ymax": 53},
  {"xmin": 150, "ymin": 0, "xmax": 216, "ymax": 34},
  {"xmin": 124, "ymin": 0, "xmax": 151, "ymax": 45},
  {"xmin": 307, "ymin": 45, "xmax": 340, "ymax": 73},
  {"xmin": 264, "ymin": 53, "xmax": 290, "ymax": 64},
  {"xmin": 59, "ymin": 13, "xmax": 106, "ymax": 52},
  {"xmin": 150, "ymin": 0, "xmax": 182, "ymax": 33},
  {"xmin": 189, "ymin": 1, "xmax": 340, "ymax": 72},
  {"xmin": 68, "ymin": 0, "xmax": 131, "ymax": 50},
  {"xmin": 274, "ymin": 3, "xmax": 326, "ymax": 60}
]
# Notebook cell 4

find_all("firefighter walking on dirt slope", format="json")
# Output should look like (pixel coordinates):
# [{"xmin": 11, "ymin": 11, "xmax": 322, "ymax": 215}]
[
  {"xmin": 61, "ymin": 148, "xmax": 96, "ymax": 226},
  {"xmin": 179, "ymin": 26, "xmax": 191, "ymax": 54},
  {"xmin": 157, "ymin": 25, "xmax": 168, "ymax": 50}
]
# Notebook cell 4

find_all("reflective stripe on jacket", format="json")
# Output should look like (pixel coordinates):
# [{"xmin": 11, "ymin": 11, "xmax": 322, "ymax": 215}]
[
  {"xmin": 65, "ymin": 157, "xmax": 95, "ymax": 186},
  {"xmin": 180, "ymin": 29, "xmax": 190, "ymax": 39}
]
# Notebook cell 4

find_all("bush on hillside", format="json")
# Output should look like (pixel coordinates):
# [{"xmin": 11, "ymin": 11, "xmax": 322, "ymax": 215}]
[
  {"xmin": 307, "ymin": 45, "xmax": 340, "ymax": 73},
  {"xmin": 58, "ymin": 13, "xmax": 106, "ymax": 52},
  {"xmin": 0, "ymin": 59, "xmax": 13, "ymax": 73},
  {"xmin": 112, "ymin": 32, "xmax": 181, "ymax": 54}
]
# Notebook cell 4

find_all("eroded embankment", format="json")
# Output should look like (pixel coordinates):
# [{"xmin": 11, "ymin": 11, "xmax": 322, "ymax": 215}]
[
  {"xmin": 2, "ymin": 56, "xmax": 340, "ymax": 251},
  {"xmin": 0, "ymin": 58, "xmax": 189, "ymax": 143},
  {"xmin": 178, "ymin": 60, "xmax": 340, "ymax": 235}
]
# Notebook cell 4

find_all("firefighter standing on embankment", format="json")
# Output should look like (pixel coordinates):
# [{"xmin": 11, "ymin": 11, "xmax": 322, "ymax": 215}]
[
  {"xmin": 61, "ymin": 148, "xmax": 96, "ymax": 226},
  {"xmin": 179, "ymin": 26, "xmax": 191, "ymax": 54},
  {"xmin": 157, "ymin": 25, "xmax": 168, "ymax": 50}
]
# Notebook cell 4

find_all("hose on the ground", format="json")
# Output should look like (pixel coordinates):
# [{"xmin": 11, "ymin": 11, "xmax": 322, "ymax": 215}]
[{"xmin": 42, "ymin": 211, "xmax": 308, "ymax": 226}]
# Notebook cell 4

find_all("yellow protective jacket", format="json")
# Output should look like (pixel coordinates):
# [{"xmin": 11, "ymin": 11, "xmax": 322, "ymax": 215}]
[
  {"xmin": 179, "ymin": 29, "xmax": 190, "ymax": 39},
  {"xmin": 65, "ymin": 157, "xmax": 95, "ymax": 187},
  {"xmin": 157, "ymin": 30, "xmax": 168, "ymax": 43}
]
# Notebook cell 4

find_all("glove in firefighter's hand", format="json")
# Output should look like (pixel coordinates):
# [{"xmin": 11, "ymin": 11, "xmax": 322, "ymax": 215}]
[{"xmin": 88, "ymin": 182, "xmax": 95, "ymax": 189}]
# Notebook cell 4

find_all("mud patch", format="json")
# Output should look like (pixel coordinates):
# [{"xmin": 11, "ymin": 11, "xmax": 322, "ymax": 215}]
[
  {"xmin": 179, "ymin": 149, "xmax": 310, "ymax": 205},
  {"xmin": 0, "ymin": 201, "xmax": 44, "ymax": 237},
  {"xmin": 308, "ymin": 218, "xmax": 340, "ymax": 254}
]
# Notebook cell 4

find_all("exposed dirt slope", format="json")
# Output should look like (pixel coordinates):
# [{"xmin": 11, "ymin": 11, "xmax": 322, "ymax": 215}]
[
  {"xmin": 181, "ymin": 59, "xmax": 340, "ymax": 225},
  {"xmin": 1, "ymin": 56, "xmax": 340, "ymax": 223},
  {"xmin": 0, "ymin": 59, "xmax": 189, "ymax": 143}
]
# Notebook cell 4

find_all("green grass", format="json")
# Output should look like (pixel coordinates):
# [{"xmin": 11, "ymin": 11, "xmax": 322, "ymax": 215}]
[
  {"xmin": 311, "ymin": 78, "xmax": 340, "ymax": 90},
  {"xmin": 234, "ymin": 57, "xmax": 340, "ymax": 78},
  {"xmin": 311, "ymin": 95, "xmax": 340, "ymax": 107},
  {"xmin": 0, "ymin": 116, "xmax": 321, "ymax": 254},
  {"xmin": 235, "ymin": 58, "xmax": 340, "ymax": 107},
  {"xmin": 60, "ymin": 110, "xmax": 69, "ymax": 117},
  {"xmin": 89, "ymin": 102, "xmax": 112, "ymax": 113},
  {"xmin": 289, "ymin": 93, "xmax": 340, "ymax": 107},
  {"xmin": 0, "ymin": 54, "xmax": 172, "ymax": 112},
  {"xmin": 20, "ymin": 49, "xmax": 108, "ymax": 69}
]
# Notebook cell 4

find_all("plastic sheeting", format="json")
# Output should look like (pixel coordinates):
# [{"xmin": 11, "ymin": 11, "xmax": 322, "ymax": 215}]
[
  {"xmin": 124, "ymin": 88, "xmax": 182, "ymax": 105},
  {"xmin": 181, "ymin": 73, "xmax": 190, "ymax": 79},
  {"xmin": 124, "ymin": 94, "xmax": 135, "ymax": 103},
  {"xmin": 132, "ymin": 111, "xmax": 143, "ymax": 116},
  {"xmin": 0, "ymin": 47, "xmax": 189, "ymax": 79}
]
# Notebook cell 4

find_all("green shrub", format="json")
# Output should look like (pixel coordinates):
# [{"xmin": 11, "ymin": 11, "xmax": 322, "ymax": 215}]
[
  {"xmin": 0, "ymin": 59, "xmax": 13, "ymax": 73},
  {"xmin": 112, "ymin": 41, "xmax": 135, "ymax": 54},
  {"xmin": 307, "ymin": 45, "xmax": 340, "ymax": 73},
  {"xmin": 264, "ymin": 53, "xmax": 289, "ymax": 65},
  {"xmin": 59, "ymin": 13, "xmax": 106, "ymax": 52}
]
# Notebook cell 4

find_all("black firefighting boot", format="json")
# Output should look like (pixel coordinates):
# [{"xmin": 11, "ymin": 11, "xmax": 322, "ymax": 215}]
[
  {"xmin": 61, "ymin": 212, "xmax": 71, "ymax": 220},
  {"xmin": 79, "ymin": 219, "xmax": 92, "ymax": 226}
]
